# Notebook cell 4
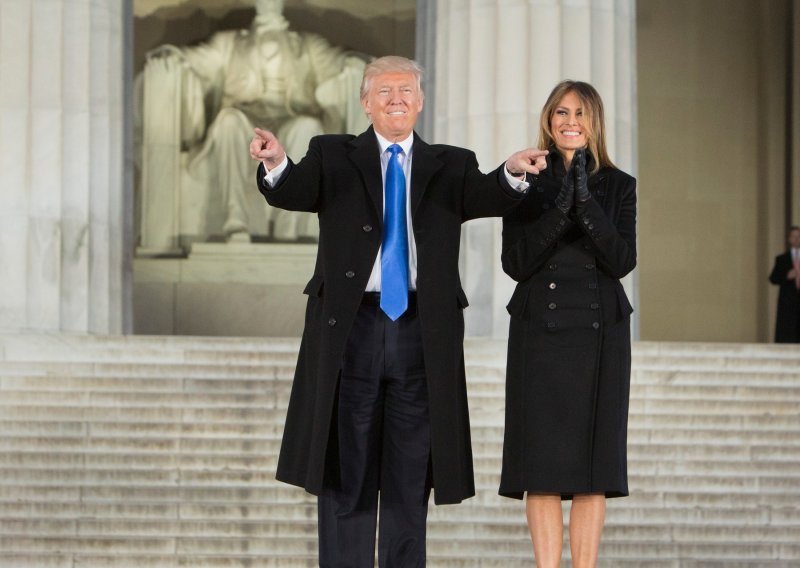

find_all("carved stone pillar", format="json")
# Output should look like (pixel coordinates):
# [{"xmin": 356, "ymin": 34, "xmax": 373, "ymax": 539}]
[
  {"xmin": 430, "ymin": 0, "xmax": 637, "ymax": 337},
  {"xmin": 0, "ymin": 0, "xmax": 131, "ymax": 333}
]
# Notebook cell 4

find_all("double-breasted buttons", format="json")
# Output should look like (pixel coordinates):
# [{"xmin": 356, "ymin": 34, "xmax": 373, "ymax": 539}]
[
  {"xmin": 362, "ymin": 224, "xmax": 373, "ymax": 232},
  {"xmin": 548, "ymin": 302, "xmax": 557, "ymax": 310},
  {"xmin": 345, "ymin": 271, "xmax": 355, "ymax": 279},
  {"xmin": 592, "ymin": 322, "xmax": 600, "ymax": 330},
  {"xmin": 548, "ymin": 282, "xmax": 557, "ymax": 290},
  {"xmin": 328, "ymin": 318, "xmax": 337, "ymax": 327}
]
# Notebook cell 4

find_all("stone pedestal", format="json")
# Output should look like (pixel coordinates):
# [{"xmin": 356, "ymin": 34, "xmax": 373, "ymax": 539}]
[
  {"xmin": 431, "ymin": 0, "xmax": 637, "ymax": 337},
  {"xmin": 0, "ymin": 0, "xmax": 130, "ymax": 333},
  {"xmin": 134, "ymin": 243, "xmax": 316, "ymax": 336}
]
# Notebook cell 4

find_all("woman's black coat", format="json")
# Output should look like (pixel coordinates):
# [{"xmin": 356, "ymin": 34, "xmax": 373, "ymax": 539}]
[{"xmin": 500, "ymin": 151, "xmax": 637, "ymax": 499}]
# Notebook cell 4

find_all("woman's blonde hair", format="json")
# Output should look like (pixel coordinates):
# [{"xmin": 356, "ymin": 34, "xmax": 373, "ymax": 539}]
[{"xmin": 538, "ymin": 80, "xmax": 615, "ymax": 174}]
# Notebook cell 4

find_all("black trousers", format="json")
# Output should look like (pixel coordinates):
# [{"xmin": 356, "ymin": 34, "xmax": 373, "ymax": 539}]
[{"xmin": 319, "ymin": 293, "xmax": 431, "ymax": 567}]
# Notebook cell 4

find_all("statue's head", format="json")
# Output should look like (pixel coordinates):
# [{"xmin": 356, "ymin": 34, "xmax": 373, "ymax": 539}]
[
  {"xmin": 253, "ymin": 0, "xmax": 288, "ymax": 32},
  {"xmin": 255, "ymin": 0, "xmax": 285, "ymax": 17}
]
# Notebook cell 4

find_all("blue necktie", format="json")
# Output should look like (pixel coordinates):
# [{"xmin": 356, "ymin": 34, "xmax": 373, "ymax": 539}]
[{"xmin": 380, "ymin": 144, "xmax": 409, "ymax": 321}]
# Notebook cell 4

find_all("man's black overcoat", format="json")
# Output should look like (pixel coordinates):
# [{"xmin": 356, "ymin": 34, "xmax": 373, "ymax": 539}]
[{"xmin": 257, "ymin": 126, "xmax": 523, "ymax": 504}]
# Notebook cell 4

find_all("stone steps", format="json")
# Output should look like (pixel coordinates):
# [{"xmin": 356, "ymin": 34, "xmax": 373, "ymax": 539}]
[{"xmin": 1, "ymin": 334, "xmax": 799, "ymax": 565}]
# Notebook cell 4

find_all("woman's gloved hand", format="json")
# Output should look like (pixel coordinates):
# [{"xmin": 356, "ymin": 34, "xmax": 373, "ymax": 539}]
[
  {"xmin": 555, "ymin": 161, "xmax": 575, "ymax": 215},
  {"xmin": 573, "ymin": 148, "xmax": 591, "ymax": 204}
]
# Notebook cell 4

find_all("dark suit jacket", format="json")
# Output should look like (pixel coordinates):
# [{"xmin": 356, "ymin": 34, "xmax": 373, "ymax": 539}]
[
  {"xmin": 257, "ymin": 126, "xmax": 524, "ymax": 504},
  {"xmin": 769, "ymin": 251, "xmax": 800, "ymax": 342}
]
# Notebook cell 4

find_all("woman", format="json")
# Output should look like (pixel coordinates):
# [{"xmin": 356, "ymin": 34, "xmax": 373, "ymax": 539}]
[{"xmin": 500, "ymin": 80, "xmax": 637, "ymax": 567}]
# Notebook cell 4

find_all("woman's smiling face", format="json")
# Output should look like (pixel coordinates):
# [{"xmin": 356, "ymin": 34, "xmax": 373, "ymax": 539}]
[{"xmin": 549, "ymin": 90, "xmax": 589, "ymax": 159}]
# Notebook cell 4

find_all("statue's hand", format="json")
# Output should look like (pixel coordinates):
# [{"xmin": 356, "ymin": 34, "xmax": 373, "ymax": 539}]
[
  {"xmin": 146, "ymin": 44, "xmax": 184, "ymax": 62},
  {"xmin": 250, "ymin": 127, "xmax": 287, "ymax": 170}
]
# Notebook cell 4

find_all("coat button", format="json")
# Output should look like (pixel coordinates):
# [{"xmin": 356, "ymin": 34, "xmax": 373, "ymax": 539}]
[
  {"xmin": 328, "ymin": 318, "xmax": 337, "ymax": 327},
  {"xmin": 592, "ymin": 322, "xmax": 600, "ymax": 330},
  {"xmin": 548, "ymin": 282, "xmax": 557, "ymax": 290},
  {"xmin": 583, "ymin": 218, "xmax": 591, "ymax": 225},
  {"xmin": 588, "ymin": 282, "xmax": 597, "ymax": 289},
  {"xmin": 362, "ymin": 224, "xmax": 373, "ymax": 232},
  {"xmin": 548, "ymin": 302, "xmax": 557, "ymax": 310},
  {"xmin": 549, "ymin": 263, "xmax": 558, "ymax": 271},
  {"xmin": 345, "ymin": 271, "xmax": 355, "ymax": 279},
  {"xmin": 590, "ymin": 302, "xmax": 599, "ymax": 309},
  {"xmin": 546, "ymin": 321, "xmax": 557, "ymax": 329},
  {"xmin": 585, "ymin": 263, "xmax": 595, "ymax": 270},
  {"xmin": 588, "ymin": 223, "xmax": 594, "ymax": 230}
]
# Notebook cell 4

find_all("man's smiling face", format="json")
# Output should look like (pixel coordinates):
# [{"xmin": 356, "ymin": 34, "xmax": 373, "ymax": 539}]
[{"xmin": 361, "ymin": 72, "xmax": 424, "ymax": 141}]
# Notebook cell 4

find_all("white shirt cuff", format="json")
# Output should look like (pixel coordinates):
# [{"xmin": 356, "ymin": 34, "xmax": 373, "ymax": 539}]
[
  {"xmin": 263, "ymin": 155, "xmax": 289, "ymax": 187},
  {"xmin": 504, "ymin": 164, "xmax": 530, "ymax": 192}
]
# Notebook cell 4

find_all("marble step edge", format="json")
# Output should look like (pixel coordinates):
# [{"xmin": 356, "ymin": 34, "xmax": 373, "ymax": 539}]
[
  {"xmin": 0, "ymin": 557, "xmax": 796, "ymax": 568},
  {"xmin": 1, "ymin": 537, "xmax": 798, "ymax": 561},
  {"xmin": 2, "ymin": 421, "xmax": 799, "ymax": 438},
  {"xmin": 3, "ymin": 414, "xmax": 800, "ymax": 431},
  {"xmin": 3, "ymin": 334, "xmax": 798, "ymax": 358},
  {"xmin": 1, "ymin": 440, "xmax": 797, "ymax": 456},
  {"xmin": 2, "ymin": 453, "xmax": 800, "ymax": 472},
  {"xmin": 3, "ymin": 373, "xmax": 799, "ymax": 393},
  {"xmin": 1, "ymin": 501, "xmax": 796, "ymax": 519},
  {"xmin": 3, "ymin": 358, "xmax": 800, "ymax": 374},
  {"xmin": 0, "ymin": 477, "xmax": 796, "ymax": 494},
  {"xmin": 2, "ymin": 392, "xmax": 799, "ymax": 408},
  {"xmin": 1, "ymin": 514, "xmax": 797, "ymax": 531}
]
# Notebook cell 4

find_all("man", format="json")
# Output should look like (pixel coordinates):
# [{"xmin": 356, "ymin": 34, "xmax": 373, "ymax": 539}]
[
  {"xmin": 249, "ymin": 56, "xmax": 547, "ymax": 566},
  {"xmin": 769, "ymin": 226, "xmax": 800, "ymax": 343}
]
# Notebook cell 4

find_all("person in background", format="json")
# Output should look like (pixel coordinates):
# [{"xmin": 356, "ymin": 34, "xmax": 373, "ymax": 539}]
[
  {"xmin": 769, "ymin": 226, "xmax": 800, "ymax": 343},
  {"xmin": 250, "ymin": 55, "xmax": 548, "ymax": 567},
  {"xmin": 500, "ymin": 80, "xmax": 637, "ymax": 568}
]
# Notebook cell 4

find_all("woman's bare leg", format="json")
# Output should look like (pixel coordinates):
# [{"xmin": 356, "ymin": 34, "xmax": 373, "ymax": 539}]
[
  {"xmin": 568, "ymin": 493, "xmax": 606, "ymax": 568},
  {"xmin": 526, "ymin": 493, "xmax": 564, "ymax": 568}
]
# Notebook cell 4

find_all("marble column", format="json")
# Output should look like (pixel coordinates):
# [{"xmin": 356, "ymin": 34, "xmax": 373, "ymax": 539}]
[
  {"xmin": 430, "ymin": 0, "xmax": 637, "ymax": 337},
  {"xmin": 0, "ymin": 0, "xmax": 131, "ymax": 334},
  {"xmin": 793, "ymin": 0, "xmax": 800, "ymax": 226}
]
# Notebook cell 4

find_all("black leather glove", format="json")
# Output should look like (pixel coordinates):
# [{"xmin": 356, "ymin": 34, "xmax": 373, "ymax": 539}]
[
  {"xmin": 573, "ymin": 148, "xmax": 591, "ymax": 204},
  {"xmin": 554, "ymin": 162, "xmax": 574, "ymax": 215}
]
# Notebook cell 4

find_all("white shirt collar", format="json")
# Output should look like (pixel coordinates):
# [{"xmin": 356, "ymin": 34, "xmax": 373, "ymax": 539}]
[{"xmin": 374, "ymin": 130, "xmax": 414, "ymax": 156}]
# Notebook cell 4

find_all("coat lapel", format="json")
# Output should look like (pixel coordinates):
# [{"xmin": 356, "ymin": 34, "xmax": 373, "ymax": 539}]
[
  {"xmin": 347, "ymin": 126, "xmax": 384, "ymax": 222},
  {"xmin": 409, "ymin": 134, "xmax": 443, "ymax": 218}
]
